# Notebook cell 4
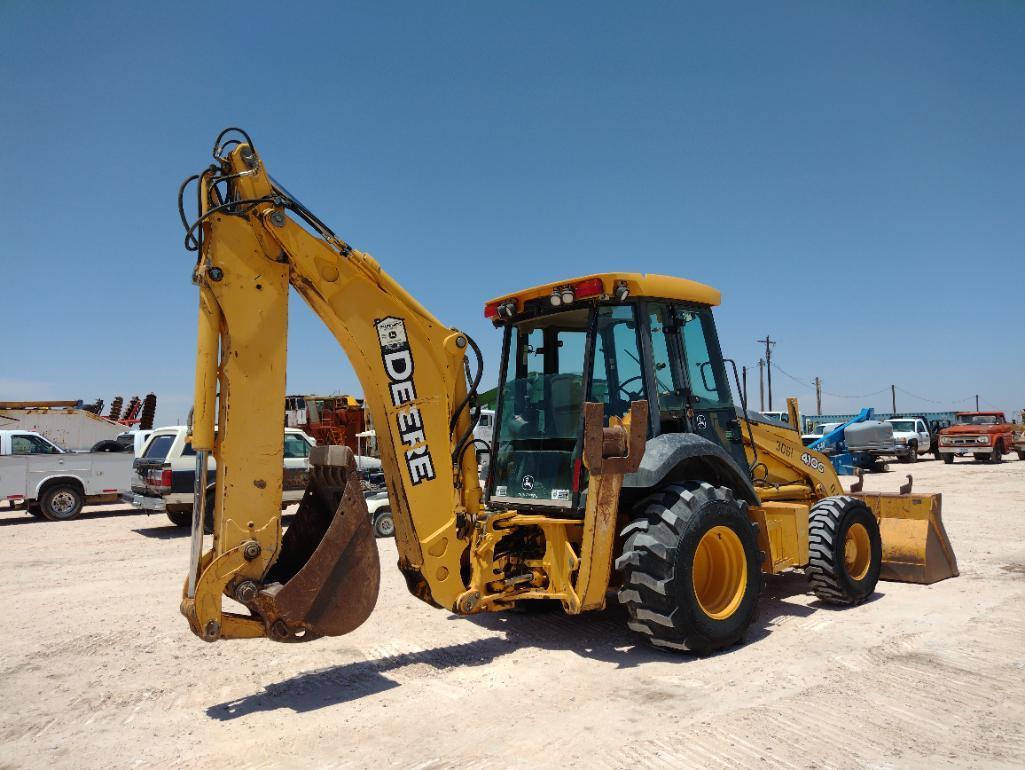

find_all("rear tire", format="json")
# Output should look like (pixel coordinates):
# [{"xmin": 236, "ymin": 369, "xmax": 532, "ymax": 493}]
[
  {"xmin": 166, "ymin": 510, "xmax": 191, "ymax": 527},
  {"xmin": 807, "ymin": 496, "xmax": 881, "ymax": 605},
  {"xmin": 40, "ymin": 485, "xmax": 84, "ymax": 521},
  {"xmin": 1017, "ymin": 450, "xmax": 1025, "ymax": 461},
  {"xmin": 942, "ymin": 453, "xmax": 954, "ymax": 464},
  {"xmin": 615, "ymin": 482, "xmax": 762, "ymax": 655}
]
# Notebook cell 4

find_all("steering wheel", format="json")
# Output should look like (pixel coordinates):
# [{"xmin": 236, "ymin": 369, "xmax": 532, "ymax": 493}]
[{"xmin": 616, "ymin": 375, "xmax": 645, "ymax": 402}]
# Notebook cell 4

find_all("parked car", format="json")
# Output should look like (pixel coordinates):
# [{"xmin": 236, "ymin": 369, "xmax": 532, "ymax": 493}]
[
  {"xmin": 885, "ymin": 417, "xmax": 932, "ymax": 463},
  {"xmin": 115, "ymin": 430, "xmax": 155, "ymax": 456},
  {"xmin": 937, "ymin": 412, "xmax": 1016, "ymax": 464},
  {"xmin": 0, "ymin": 430, "xmax": 133, "ymax": 520},
  {"xmin": 123, "ymin": 426, "xmax": 316, "ymax": 527},
  {"xmin": 365, "ymin": 488, "xmax": 393, "ymax": 537},
  {"xmin": 1013, "ymin": 418, "xmax": 1025, "ymax": 461}
]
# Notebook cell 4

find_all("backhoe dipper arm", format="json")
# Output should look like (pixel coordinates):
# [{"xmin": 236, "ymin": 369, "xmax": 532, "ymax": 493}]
[{"xmin": 180, "ymin": 133, "xmax": 482, "ymax": 641}]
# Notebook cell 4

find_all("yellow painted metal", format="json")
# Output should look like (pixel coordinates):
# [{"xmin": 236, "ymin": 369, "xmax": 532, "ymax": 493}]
[
  {"xmin": 742, "ymin": 398, "xmax": 957, "ymax": 585},
  {"xmin": 845, "ymin": 522, "xmax": 872, "ymax": 581},
  {"xmin": 853, "ymin": 491, "xmax": 959, "ymax": 584},
  {"xmin": 749, "ymin": 501, "xmax": 810, "ymax": 574},
  {"xmin": 692, "ymin": 526, "xmax": 747, "ymax": 620},
  {"xmin": 486, "ymin": 273, "xmax": 721, "ymax": 312},
  {"xmin": 741, "ymin": 415, "xmax": 844, "ymax": 498},
  {"xmin": 191, "ymin": 283, "xmax": 219, "ymax": 451}
]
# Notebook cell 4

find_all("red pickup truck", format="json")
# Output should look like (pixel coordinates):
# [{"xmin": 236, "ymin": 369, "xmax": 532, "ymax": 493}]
[{"xmin": 937, "ymin": 412, "xmax": 1015, "ymax": 464}]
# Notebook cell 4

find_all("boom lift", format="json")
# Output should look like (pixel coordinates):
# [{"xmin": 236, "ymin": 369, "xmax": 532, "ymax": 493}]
[{"xmin": 178, "ymin": 129, "xmax": 958, "ymax": 653}]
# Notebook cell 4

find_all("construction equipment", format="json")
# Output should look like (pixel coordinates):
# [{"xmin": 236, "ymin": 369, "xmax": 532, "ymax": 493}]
[{"xmin": 177, "ymin": 128, "xmax": 958, "ymax": 653}]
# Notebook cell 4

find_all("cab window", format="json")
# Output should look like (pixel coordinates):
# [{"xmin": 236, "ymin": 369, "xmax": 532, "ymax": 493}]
[
  {"xmin": 679, "ymin": 310, "xmax": 731, "ymax": 408},
  {"xmin": 144, "ymin": 434, "xmax": 176, "ymax": 460},
  {"xmin": 284, "ymin": 434, "xmax": 312, "ymax": 459},
  {"xmin": 590, "ymin": 304, "xmax": 647, "ymax": 419},
  {"xmin": 11, "ymin": 434, "xmax": 59, "ymax": 454}
]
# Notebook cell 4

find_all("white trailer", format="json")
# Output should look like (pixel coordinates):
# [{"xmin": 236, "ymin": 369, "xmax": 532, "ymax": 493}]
[
  {"xmin": 0, "ymin": 404, "xmax": 126, "ymax": 451},
  {"xmin": 0, "ymin": 430, "xmax": 134, "ymax": 520}
]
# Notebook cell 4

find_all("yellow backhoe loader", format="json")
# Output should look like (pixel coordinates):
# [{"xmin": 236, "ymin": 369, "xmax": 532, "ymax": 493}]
[{"xmin": 177, "ymin": 128, "xmax": 958, "ymax": 653}]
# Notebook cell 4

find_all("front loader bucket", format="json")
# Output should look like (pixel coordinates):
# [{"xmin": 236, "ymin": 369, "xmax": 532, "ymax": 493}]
[
  {"xmin": 853, "ymin": 491, "xmax": 959, "ymax": 584},
  {"xmin": 252, "ymin": 445, "xmax": 381, "ymax": 641}
]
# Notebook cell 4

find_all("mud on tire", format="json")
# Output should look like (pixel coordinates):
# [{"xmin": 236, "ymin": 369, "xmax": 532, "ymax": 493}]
[
  {"xmin": 807, "ymin": 496, "xmax": 881, "ymax": 605},
  {"xmin": 615, "ymin": 482, "xmax": 762, "ymax": 655}
]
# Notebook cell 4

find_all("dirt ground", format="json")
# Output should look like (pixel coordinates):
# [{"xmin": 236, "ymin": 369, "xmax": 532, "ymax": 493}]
[{"xmin": 2, "ymin": 457, "xmax": 1024, "ymax": 769}]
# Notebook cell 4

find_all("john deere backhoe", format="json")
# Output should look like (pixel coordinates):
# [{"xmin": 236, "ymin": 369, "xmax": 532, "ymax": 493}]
[{"xmin": 178, "ymin": 129, "xmax": 958, "ymax": 653}]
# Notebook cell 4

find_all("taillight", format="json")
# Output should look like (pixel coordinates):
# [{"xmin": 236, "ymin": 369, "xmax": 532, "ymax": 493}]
[
  {"xmin": 574, "ymin": 277, "xmax": 604, "ymax": 298},
  {"xmin": 484, "ymin": 301, "xmax": 499, "ymax": 319},
  {"xmin": 147, "ymin": 467, "xmax": 172, "ymax": 489}
]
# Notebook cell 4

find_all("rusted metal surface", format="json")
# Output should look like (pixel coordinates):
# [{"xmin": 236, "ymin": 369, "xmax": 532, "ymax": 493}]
[
  {"xmin": 574, "ymin": 400, "xmax": 648, "ymax": 612},
  {"xmin": 251, "ymin": 445, "xmax": 381, "ymax": 641}
]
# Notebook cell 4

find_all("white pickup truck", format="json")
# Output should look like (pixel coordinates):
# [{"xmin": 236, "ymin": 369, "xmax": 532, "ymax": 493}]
[{"xmin": 0, "ymin": 430, "xmax": 133, "ymax": 520}]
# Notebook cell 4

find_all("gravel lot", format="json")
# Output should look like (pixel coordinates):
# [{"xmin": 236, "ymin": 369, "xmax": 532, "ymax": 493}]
[{"xmin": 1, "ymin": 457, "xmax": 1024, "ymax": 768}]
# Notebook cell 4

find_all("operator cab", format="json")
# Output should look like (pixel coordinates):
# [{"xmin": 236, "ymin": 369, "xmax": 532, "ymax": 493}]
[{"xmin": 484, "ymin": 273, "xmax": 747, "ymax": 513}]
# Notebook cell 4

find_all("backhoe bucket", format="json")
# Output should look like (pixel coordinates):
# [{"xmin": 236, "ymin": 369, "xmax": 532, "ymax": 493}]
[
  {"xmin": 252, "ymin": 445, "xmax": 381, "ymax": 641},
  {"xmin": 853, "ymin": 491, "xmax": 959, "ymax": 584}
]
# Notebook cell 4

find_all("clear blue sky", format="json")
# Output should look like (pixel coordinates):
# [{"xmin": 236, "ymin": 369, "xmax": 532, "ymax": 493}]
[{"xmin": 2, "ymin": 1, "xmax": 1022, "ymax": 424}]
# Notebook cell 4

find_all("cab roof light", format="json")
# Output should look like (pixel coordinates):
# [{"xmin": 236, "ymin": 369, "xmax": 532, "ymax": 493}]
[
  {"xmin": 613, "ymin": 281, "xmax": 630, "ymax": 301},
  {"xmin": 549, "ymin": 290, "xmax": 562, "ymax": 307},
  {"xmin": 560, "ymin": 287, "xmax": 575, "ymax": 305}
]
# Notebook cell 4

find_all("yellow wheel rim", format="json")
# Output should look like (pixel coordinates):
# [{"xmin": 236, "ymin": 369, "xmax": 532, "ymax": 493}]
[
  {"xmin": 692, "ymin": 526, "xmax": 748, "ymax": 620},
  {"xmin": 844, "ymin": 522, "xmax": 871, "ymax": 581}
]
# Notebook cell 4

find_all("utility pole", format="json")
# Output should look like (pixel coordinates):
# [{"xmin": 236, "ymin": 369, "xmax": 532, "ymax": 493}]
[
  {"xmin": 814, "ymin": 377, "xmax": 822, "ymax": 415},
  {"xmin": 891, "ymin": 384, "xmax": 896, "ymax": 414},
  {"xmin": 975, "ymin": 394, "xmax": 979, "ymax": 411},
  {"xmin": 757, "ymin": 336, "xmax": 775, "ymax": 410},
  {"xmin": 742, "ymin": 365, "xmax": 748, "ymax": 407},
  {"xmin": 758, "ymin": 359, "xmax": 765, "ymax": 411}
]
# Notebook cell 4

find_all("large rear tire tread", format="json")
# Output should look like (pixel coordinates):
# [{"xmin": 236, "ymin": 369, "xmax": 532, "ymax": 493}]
[
  {"xmin": 615, "ymin": 481, "xmax": 762, "ymax": 655},
  {"xmin": 807, "ymin": 496, "xmax": 881, "ymax": 606}
]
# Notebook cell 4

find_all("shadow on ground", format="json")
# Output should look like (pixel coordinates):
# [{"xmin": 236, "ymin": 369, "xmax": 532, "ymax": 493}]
[
  {"xmin": 206, "ymin": 568, "xmax": 875, "ymax": 719},
  {"xmin": 0, "ymin": 504, "xmax": 141, "ymax": 526}
]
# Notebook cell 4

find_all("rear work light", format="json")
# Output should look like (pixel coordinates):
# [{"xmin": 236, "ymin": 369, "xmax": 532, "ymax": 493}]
[{"xmin": 484, "ymin": 300, "xmax": 516, "ymax": 320}]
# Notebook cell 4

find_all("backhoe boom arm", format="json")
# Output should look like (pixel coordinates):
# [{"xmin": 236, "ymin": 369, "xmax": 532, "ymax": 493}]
[{"xmin": 181, "ymin": 135, "xmax": 482, "ymax": 640}]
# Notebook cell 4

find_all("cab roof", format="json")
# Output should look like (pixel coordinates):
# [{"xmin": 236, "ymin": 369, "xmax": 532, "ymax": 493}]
[{"xmin": 484, "ymin": 272, "xmax": 721, "ymax": 314}]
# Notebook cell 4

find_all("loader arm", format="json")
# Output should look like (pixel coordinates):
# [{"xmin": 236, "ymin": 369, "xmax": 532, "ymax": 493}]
[{"xmin": 180, "ymin": 132, "xmax": 483, "ymax": 641}]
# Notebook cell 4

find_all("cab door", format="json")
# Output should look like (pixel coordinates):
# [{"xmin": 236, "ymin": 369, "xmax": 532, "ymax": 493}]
[{"xmin": 646, "ymin": 303, "xmax": 748, "ymax": 470}]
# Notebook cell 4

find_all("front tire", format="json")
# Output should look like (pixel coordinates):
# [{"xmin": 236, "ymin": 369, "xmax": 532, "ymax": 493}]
[
  {"xmin": 990, "ymin": 442, "xmax": 1003, "ymax": 464},
  {"xmin": 615, "ymin": 482, "xmax": 762, "ymax": 655},
  {"xmin": 898, "ymin": 442, "xmax": 918, "ymax": 464},
  {"xmin": 40, "ymin": 485, "xmax": 84, "ymax": 521},
  {"xmin": 1017, "ymin": 450, "xmax": 1025, "ymax": 461},
  {"xmin": 373, "ymin": 509, "xmax": 394, "ymax": 538},
  {"xmin": 807, "ymin": 496, "xmax": 881, "ymax": 605},
  {"xmin": 942, "ymin": 453, "xmax": 954, "ymax": 464}
]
